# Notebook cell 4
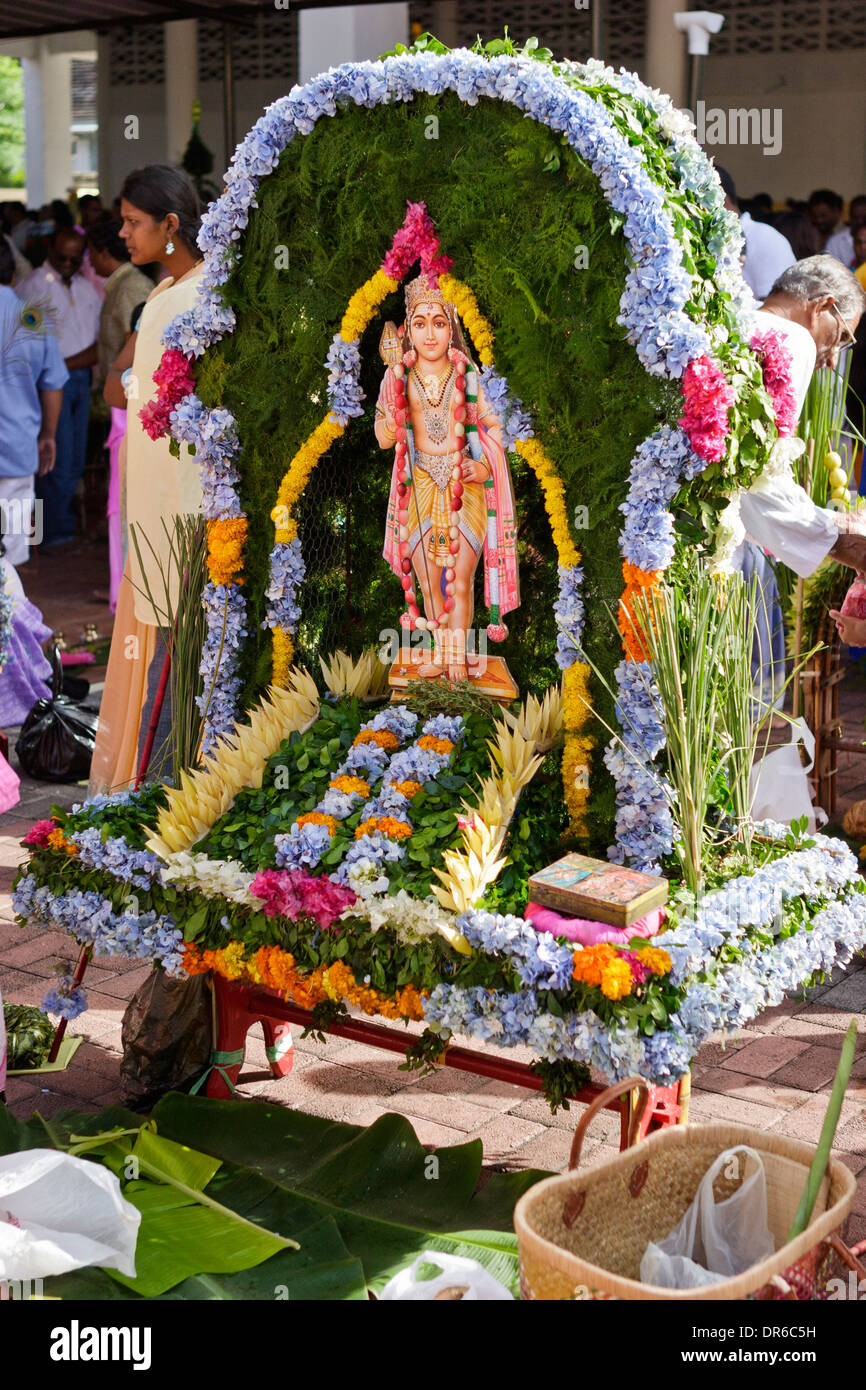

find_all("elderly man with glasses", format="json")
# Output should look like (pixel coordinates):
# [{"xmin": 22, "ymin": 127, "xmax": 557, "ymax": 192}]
[{"xmin": 738, "ymin": 255, "xmax": 866, "ymax": 577}]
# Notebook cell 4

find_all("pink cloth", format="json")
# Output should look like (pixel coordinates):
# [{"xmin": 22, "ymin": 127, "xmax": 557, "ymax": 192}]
[
  {"xmin": 107, "ymin": 405, "xmax": 127, "ymax": 613},
  {"xmin": 0, "ymin": 748, "xmax": 20, "ymax": 815},
  {"xmin": 525, "ymin": 900, "xmax": 664, "ymax": 946}
]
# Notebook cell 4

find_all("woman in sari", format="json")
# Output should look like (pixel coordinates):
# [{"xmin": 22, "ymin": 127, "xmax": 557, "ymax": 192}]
[{"xmin": 90, "ymin": 166, "xmax": 204, "ymax": 795}]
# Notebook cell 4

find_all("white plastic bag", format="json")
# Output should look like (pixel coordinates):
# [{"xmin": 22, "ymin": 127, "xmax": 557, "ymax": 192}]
[
  {"xmin": 0, "ymin": 1149, "xmax": 140, "ymax": 1282},
  {"xmin": 640, "ymin": 1146, "xmax": 775, "ymax": 1290},
  {"xmin": 749, "ymin": 716, "xmax": 827, "ymax": 832},
  {"xmin": 379, "ymin": 1250, "xmax": 514, "ymax": 1300}
]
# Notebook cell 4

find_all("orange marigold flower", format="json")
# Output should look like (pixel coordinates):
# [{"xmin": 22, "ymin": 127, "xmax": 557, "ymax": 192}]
[
  {"xmin": 355, "ymin": 816, "xmax": 412, "ymax": 841},
  {"xmin": 182, "ymin": 944, "xmax": 209, "ymax": 976},
  {"xmin": 599, "ymin": 958, "xmax": 634, "ymax": 1001},
  {"xmin": 388, "ymin": 779, "xmax": 423, "ymax": 798},
  {"xmin": 417, "ymin": 734, "xmax": 454, "ymax": 755},
  {"xmin": 47, "ymin": 828, "xmax": 68, "ymax": 851},
  {"xmin": 329, "ymin": 775, "xmax": 370, "ymax": 797},
  {"xmin": 296, "ymin": 811, "xmax": 339, "ymax": 835},
  {"xmin": 206, "ymin": 517, "xmax": 248, "ymax": 586},
  {"xmin": 619, "ymin": 561, "xmax": 661, "ymax": 663},
  {"xmin": 353, "ymin": 729, "xmax": 399, "ymax": 750},
  {"xmin": 635, "ymin": 946, "xmax": 673, "ymax": 976},
  {"xmin": 572, "ymin": 943, "xmax": 617, "ymax": 988}
]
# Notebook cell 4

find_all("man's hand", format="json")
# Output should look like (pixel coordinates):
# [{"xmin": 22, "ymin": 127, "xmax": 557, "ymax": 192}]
[
  {"xmin": 827, "ymin": 512, "xmax": 866, "ymax": 571},
  {"xmin": 829, "ymin": 609, "xmax": 866, "ymax": 645},
  {"xmin": 37, "ymin": 434, "xmax": 56, "ymax": 475}
]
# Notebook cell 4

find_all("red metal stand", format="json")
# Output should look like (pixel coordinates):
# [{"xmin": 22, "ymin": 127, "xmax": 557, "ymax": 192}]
[{"xmin": 207, "ymin": 975, "xmax": 684, "ymax": 1149}]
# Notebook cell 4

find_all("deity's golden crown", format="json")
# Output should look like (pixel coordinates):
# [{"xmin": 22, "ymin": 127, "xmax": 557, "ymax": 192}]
[{"xmin": 405, "ymin": 272, "xmax": 446, "ymax": 317}]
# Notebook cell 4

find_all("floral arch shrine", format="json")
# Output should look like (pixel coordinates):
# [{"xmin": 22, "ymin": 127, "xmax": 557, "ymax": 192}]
[{"xmin": 16, "ymin": 41, "xmax": 866, "ymax": 1113}]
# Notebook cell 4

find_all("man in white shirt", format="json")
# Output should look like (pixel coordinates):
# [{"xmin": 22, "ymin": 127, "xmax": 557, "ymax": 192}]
[
  {"xmin": 738, "ymin": 256, "xmax": 866, "ymax": 575},
  {"xmin": 824, "ymin": 196, "xmax": 866, "ymax": 270},
  {"xmin": 717, "ymin": 168, "xmax": 795, "ymax": 299},
  {"xmin": 17, "ymin": 229, "xmax": 101, "ymax": 548}
]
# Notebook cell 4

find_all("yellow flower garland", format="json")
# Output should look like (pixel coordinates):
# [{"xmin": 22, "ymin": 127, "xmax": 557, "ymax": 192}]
[
  {"xmin": 340, "ymin": 269, "xmax": 398, "ymax": 342},
  {"xmin": 513, "ymin": 440, "xmax": 589, "ymax": 834},
  {"xmin": 439, "ymin": 273, "xmax": 495, "ymax": 365},
  {"xmin": 513, "ymin": 437, "xmax": 581, "ymax": 569}
]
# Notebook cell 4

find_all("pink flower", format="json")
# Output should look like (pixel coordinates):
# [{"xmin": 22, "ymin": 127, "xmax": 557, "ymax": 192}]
[
  {"xmin": 619, "ymin": 949, "xmax": 651, "ymax": 985},
  {"xmin": 250, "ymin": 868, "xmax": 303, "ymax": 920},
  {"xmin": 750, "ymin": 330, "xmax": 797, "ymax": 437},
  {"xmin": 679, "ymin": 355, "xmax": 735, "ymax": 463},
  {"xmin": 382, "ymin": 201, "xmax": 453, "ymax": 282},
  {"xmin": 250, "ymin": 869, "xmax": 355, "ymax": 929},
  {"xmin": 153, "ymin": 348, "xmax": 195, "ymax": 397},
  {"xmin": 139, "ymin": 397, "xmax": 173, "ymax": 441},
  {"xmin": 138, "ymin": 350, "xmax": 195, "ymax": 441},
  {"xmin": 486, "ymin": 622, "xmax": 508, "ymax": 643},
  {"xmin": 24, "ymin": 819, "xmax": 58, "ymax": 847},
  {"xmin": 296, "ymin": 874, "xmax": 356, "ymax": 931}
]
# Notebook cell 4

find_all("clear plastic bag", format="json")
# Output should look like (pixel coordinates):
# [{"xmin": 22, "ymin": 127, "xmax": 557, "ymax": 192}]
[
  {"xmin": 640, "ymin": 1146, "xmax": 775, "ymax": 1290},
  {"xmin": 379, "ymin": 1250, "xmax": 514, "ymax": 1300}
]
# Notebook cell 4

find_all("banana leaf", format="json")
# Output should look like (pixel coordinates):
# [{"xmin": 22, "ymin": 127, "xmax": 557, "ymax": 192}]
[
  {"xmin": 146, "ymin": 1093, "xmax": 540, "ymax": 1295},
  {"xmin": 1, "ymin": 1096, "xmax": 548, "ymax": 1299},
  {"xmin": 36, "ymin": 1217, "xmax": 367, "ymax": 1301}
]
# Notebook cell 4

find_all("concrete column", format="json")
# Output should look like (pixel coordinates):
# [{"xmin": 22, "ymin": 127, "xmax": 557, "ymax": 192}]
[
  {"xmin": 299, "ymin": 4, "xmax": 408, "ymax": 84},
  {"xmin": 21, "ymin": 53, "xmax": 45, "ymax": 207},
  {"xmin": 96, "ymin": 32, "xmax": 112, "ymax": 200},
  {"xmin": 42, "ymin": 42, "xmax": 74, "ymax": 205},
  {"xmin": 430, "ymin": 1, "xmax": 459, "ymax": 48},
  {"xmin": 644, "ymin": 0, "xmax": 688, "ymax": 108},
  {"xmin": 164, "ymin": 19, "xmax": 198, "ymax": 166}
]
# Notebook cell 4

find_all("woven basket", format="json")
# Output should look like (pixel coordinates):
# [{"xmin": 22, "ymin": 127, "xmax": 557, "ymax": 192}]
[{"xmin": 515, "ymin": 1079, "xmax": 862, "ymax": 1301}]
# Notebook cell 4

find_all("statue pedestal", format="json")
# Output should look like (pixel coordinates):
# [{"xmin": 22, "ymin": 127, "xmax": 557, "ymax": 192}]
[{"xmin": 388, "ymin": 647, "xmax": 519, "ymax": 705}]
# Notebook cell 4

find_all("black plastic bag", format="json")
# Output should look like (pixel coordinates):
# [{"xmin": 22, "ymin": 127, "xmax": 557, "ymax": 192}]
[
  {"xmin": 120, "ymin": 968, "xmax": 212, "ymax": 1107},
  {"xmin": 16, "ymin": 645, "xmax": 98, "ymax": 781}
]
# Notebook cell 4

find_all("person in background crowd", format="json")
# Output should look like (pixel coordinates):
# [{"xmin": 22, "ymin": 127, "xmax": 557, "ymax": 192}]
[
  {"xmin": 775, "ymin": 210, "xmax": 821, "ymax": 261},
  {"xmin": 2, "ymin": 201, "xmax": 35, "ymax": 253},
  {"xmin": 718, "ymin": 166, "xmax": 795, "ymax": 299},
  {"xmin": 16, "ymin": 229, "xmax": 101, "ymax": 550},
  {"xmin": 77, "ymin": 194, "xmax": 104, "ymax": 230},
  {"xmin": 825, "ymin": 196, "xmax": 866, "ymax": 270},
  {"xmin": 88, "ymin": 217, "xmax": 153, "ymax": 611},
  {"xmin": 1, "ymin": 232, "xmax": 30, "ymax": 286},
  {"xmin": 0, "ymin": 239, "xmax": 67, "ymax": 567},
  {"xmin": 49, "ymin": 199, "xmax": 74, "ymax": 232},
  {"xmin": 76, "ymin": 195, "xmax": 109, "ymax": 299},
  {"xmin": 744, "ymin": 192, "xmax": 774, "ymax": 223},
  {"xmin": 807, "ymin": 189, "xmax": 845, "ymax": 251},
  {"xmin": 853, "ymin": 224, "xmax": 866, "ymax": 290}
]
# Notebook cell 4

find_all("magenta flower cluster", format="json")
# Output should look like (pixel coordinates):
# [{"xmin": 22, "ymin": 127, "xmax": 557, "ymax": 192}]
[
  {"xmin": 678, "ymin": 355, "xmax": 736, "ymax": 463},
  {"xmin": 249, "ymin": 868, "xmax": 356, "ymax": 930}
]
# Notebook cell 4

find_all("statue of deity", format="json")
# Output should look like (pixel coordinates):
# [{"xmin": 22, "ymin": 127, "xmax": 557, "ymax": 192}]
[{"xmin": 375, "ymin": 273, "xmax": 520, "ymax": 682}]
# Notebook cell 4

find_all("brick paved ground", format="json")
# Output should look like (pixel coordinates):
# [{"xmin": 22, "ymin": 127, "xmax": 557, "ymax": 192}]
[{"xmin": 2, "ymin": 546, "xmax": 865, "ymax": 1250}]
